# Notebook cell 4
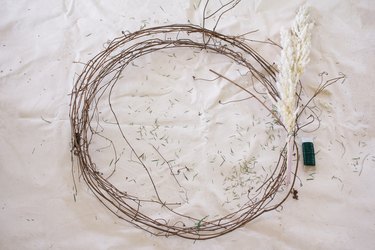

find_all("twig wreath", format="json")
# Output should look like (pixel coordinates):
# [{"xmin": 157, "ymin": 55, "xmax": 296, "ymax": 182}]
[{"xmin": 70, "ymin": 1, "xmax": 345, "ymax": 240}]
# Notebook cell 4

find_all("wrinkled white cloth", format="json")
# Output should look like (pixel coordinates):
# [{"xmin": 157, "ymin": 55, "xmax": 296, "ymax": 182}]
[{"xmin": 0, "ymin": 0, "xmax": 374, "ymax": 249}]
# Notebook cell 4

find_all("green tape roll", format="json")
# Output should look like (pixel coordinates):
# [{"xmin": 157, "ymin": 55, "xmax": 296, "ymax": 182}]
[{"xmin": 302, "ymin": 142, "xmax": 315, "ymax": 166}]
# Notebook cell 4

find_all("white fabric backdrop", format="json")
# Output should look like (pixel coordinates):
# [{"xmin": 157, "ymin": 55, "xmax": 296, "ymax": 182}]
[{"xmin": 1, "ymin": 0, "xmax": 374, "ymax": 249}]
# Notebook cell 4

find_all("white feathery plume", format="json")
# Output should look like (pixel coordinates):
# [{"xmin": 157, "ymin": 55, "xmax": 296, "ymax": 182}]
[
  {"xmin": 275, "ymin": 4, "xmax": 314, "ymax": 134},
  {"xmin": 275, "ymin": 5, "xmax": 314, "ymax": 185}
]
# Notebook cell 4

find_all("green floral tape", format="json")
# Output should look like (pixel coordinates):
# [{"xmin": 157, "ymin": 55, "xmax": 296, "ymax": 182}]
[{"xmin": 302, "ymin": 142, "xmax": 315, "ymax": 166}]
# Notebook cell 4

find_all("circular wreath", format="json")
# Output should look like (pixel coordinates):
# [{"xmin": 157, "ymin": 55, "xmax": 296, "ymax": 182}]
[{"xmin": 70, "ymin": 24, "xmax": 302, "ymax": 240}]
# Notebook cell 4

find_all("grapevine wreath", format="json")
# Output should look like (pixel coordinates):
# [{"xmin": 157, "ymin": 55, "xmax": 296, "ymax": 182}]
[{"xmin": 70, "ymin": 1, "xmax": 345, "ymax": 240}]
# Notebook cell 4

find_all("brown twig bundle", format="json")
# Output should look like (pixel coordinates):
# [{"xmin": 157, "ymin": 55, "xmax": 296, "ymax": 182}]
[{"xmin": 69, "ymin": 8, "xmax": 345, "ymax": 240}]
